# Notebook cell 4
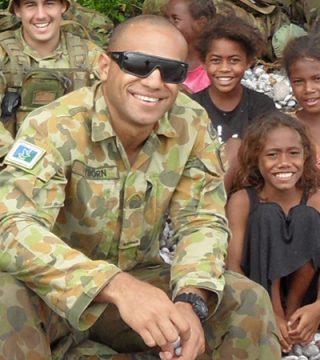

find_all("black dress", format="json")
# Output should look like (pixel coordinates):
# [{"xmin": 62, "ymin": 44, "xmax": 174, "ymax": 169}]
[{"xmin": 241, "ymin": 187, "xmax": 320, "ymax": 298}]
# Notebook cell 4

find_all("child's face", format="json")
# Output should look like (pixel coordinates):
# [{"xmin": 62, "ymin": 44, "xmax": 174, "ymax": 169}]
[
  {"xmin": 258, "ymin": 126, "xmax": 304, "ymax": 192},
  {"xmin": 166, "ymin": 0, "xmax": 199, "ymax": 42},
  {"xmin": 204, "ymin": 38, "xmax": 251, "ymax": 95},
  {"xmin": 289, "ymin": 57, "xmax": 320, "ymax": 115}
]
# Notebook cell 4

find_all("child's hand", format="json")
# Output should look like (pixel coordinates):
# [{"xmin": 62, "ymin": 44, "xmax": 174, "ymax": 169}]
[
  {"xmin": 275, "ymin": 314, "xmax": 292, "ymax": 353},
  {"xmin": 288, "ymin": 302, "xmax": 320, "ymax": 345}
]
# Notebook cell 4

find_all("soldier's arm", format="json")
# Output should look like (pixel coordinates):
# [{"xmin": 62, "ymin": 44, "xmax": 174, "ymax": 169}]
[
  {"xmin": 0, "ymin": 113, "xmax": 121, "ymax": 331},
  {"xmin": 169, "ymin": 111, "xmax": 229, "ymax": 310}
]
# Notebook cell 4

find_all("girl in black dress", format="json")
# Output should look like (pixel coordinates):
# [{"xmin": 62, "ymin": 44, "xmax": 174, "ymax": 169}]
[{"xmin": 226, "ymin": 110, "xmax": 320, "ymax": 353}]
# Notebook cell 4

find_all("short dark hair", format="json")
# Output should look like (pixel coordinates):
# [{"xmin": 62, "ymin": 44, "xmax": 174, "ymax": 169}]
[
  {"xmin": 198, "ymin": 13, "xmax": 264, "ymax": 62},
  {"xmin": 188, "ymin": 0, "xmax": 216, "ymax": 20},
  {"xmin": 282, "ymin": 33, "xmax": 320, "ymax": 77},
  {"xmin": 108, "ymin": 15, "xmax": 183, "ymax": 50}
]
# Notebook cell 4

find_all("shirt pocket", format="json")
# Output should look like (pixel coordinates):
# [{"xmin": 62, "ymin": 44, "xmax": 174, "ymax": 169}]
[{"xmin": 56, "ymin": 160, "xmax": 120, "ymax": 259}]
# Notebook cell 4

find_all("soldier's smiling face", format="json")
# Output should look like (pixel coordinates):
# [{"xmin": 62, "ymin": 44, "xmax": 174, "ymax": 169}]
[
  {"xmin": 99, "ymin": 21, "xmax": 188, "ymax": 137},
  {"xmin": 14, "ymin": 0, "xmax": 67, "ymax": 53}
]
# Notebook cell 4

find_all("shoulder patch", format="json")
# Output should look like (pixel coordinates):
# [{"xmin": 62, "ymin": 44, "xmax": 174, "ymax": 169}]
[{"xmin": 6, "ymin": 140, "xmax": 46, "ymax": 169}]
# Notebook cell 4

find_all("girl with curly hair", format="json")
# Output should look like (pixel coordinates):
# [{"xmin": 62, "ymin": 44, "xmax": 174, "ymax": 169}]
[{"xmin": 226, "ymin": 110, "xmax": 320, "ymax": 353}]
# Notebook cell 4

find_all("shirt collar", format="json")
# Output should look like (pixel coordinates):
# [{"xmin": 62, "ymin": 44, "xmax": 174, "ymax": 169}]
[{"xmin": 16, "ymin": 28, "xmax": 65, "ymax": 61}]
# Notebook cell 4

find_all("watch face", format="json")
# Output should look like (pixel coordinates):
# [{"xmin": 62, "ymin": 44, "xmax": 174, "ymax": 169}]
[{"xmin": 194, "ymin": 299, "xmax": 209, "ymax": 320}]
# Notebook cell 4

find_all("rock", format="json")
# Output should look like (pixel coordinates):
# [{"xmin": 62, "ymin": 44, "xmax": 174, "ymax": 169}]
[
  {"xmin": 302, "ymin": 344, "xmax": 319, "ymax": 357},
  {"xmin": 292, "ymin": 344, "xmax": 303, "ymax": 356}
]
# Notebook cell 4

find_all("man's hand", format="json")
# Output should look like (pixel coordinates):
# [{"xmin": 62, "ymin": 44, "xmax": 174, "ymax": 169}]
[
  {"xmin": 96, "ymin": 272, "xmax": 191, "ymax": 350},
  {"xmin": 159, "ymin": 301, "xmax": 205, "ymax": 360}
]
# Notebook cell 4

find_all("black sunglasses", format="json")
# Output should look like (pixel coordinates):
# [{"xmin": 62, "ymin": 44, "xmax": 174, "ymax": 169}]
[{"xmin": 109, "ymin": 51, "xmax": 189, "ymax": 84}]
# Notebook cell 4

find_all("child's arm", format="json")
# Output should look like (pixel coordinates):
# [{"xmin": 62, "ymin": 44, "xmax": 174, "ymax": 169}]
[
  {"xmin": 287, "ymin": 190, "xmax": 320, "ymax": 345},
  {"xmin": 288, "ymin": 278, "xmax": 320, "ymax": 345},
  {"xmin": 272, "ymin": 280, "xmax": 293, "ymax": 353},
  {"xmin": 225, "ymin": 189, "xmax": 249, "ymax": 274}
]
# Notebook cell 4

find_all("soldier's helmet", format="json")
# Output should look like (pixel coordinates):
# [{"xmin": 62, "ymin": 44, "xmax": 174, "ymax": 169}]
[{"xmin": 8, "ymin": 0, "xmax": 71, "ymax": 13}]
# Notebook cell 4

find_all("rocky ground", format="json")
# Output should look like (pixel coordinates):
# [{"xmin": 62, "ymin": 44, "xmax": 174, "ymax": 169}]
[{"xmin": 241, "ymin": 62, "xmax": 298, "ymax": 112}]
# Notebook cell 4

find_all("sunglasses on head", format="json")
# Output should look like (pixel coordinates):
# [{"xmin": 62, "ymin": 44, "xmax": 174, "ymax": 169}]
[{"xmin": 109, "ymin": 51, "xmax": 189, "ymax": 84}]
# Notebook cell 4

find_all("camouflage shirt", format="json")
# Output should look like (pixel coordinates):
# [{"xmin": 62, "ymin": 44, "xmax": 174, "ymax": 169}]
[
  {"xmin": 0, "ymin": 28, "xmax": 103, "ymax": 126},
  {"xmin": 0, "ymin": 83, "xmax": 229, "ymax": 331}
]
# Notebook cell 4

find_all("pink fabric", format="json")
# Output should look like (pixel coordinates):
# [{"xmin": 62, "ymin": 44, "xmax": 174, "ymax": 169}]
[{"xmin": 183, "ymin": 64, "xmax": 211, "ymax": 93}]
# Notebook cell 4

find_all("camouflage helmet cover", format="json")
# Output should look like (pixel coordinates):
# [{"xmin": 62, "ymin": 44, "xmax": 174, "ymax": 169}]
[{"xmin": 8, "ymin": 0, "xmax": 70, "ymax": 13}]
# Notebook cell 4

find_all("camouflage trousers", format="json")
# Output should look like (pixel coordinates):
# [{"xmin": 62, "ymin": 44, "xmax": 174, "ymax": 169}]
[{"xmin": 0, "ymin": 268, "xmax": 281, "ymax": 360}]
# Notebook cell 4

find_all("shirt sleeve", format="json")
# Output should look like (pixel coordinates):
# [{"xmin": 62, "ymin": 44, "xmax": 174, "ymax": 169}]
[
  {"xmin": 250, "ymin": 90, "xmax": 276, "ymax": 118},
  {"xmin": 169, "ymin": 113, "xmax": 229, "ymax": 311},
  {"xmin": 0, "ymin": 115, "xmax": 121, "ymax": 331}
]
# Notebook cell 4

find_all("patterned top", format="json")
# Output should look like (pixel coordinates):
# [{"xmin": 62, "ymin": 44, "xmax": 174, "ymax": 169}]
[{"xmin": 0, "ymin": 84, "xmax": 229, "ymax": 331}]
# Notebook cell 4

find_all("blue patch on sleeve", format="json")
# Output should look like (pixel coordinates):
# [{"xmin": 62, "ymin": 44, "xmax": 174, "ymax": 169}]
[{"xmin": 6, "ymin": 140, "xmax": 46, "ymax": 169}]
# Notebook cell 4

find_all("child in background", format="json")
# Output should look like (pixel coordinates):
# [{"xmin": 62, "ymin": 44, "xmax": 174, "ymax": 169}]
[
  {"xmin": 191, "ymin": 13, "xmax": 275, "ymax": 143},
  {"xmin": 190, "ymin": 14, "xmax": 275, "ymax": 193},
  {"xmin": 226, "ymin": 111, "xmax": 320, "ymax": 353},
  {"xmin": 283, "ymin": 33, "xmax": 320, "ymax": 168},
  {"xmin": 165, "ymin": 0, "xmax": 215, "ymax": 93}
]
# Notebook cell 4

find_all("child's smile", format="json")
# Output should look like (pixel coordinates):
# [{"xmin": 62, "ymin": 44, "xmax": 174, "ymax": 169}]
[{"xmin": 258, "ymin": 126, "xmax": 305, "ymax": 193}]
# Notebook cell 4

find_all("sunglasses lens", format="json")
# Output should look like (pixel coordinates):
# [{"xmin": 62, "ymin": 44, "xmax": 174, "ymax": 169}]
[
  {"xmin": 160, "ymin": 62, "xmax": 187, "ymax": 83},
  {"xmin": 123, "ymin": 54, "xmax": 153, "ymax": 77},
  {"xmin": 112, "ymin": 52, "xmax": 188, "ymax": 84}
]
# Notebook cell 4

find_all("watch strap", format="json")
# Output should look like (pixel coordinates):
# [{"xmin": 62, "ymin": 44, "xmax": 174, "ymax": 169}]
[{"xmin": 174, "ymin": 292, "xmax": 208, "ymax": 322}]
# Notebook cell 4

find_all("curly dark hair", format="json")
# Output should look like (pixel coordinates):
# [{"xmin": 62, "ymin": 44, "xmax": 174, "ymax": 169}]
[
  {"xmin": 188, "ymin": 0, "xmax": 216, "ymax": 20},
  {"xmin": 282, "ymin": 33, "xmax": 320, "ymax": 77},
  {"xmin": 233, "ymin": 110, "xmax": 320, "ymax": 194},
  {"xmin": 198, "ymin": 13, "xmax": 264, "ymax": 63}
]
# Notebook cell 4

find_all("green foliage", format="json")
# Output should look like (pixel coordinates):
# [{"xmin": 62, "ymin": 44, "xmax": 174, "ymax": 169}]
[
  {"xmin": 74, "ymin": 0, "xmax": 144, "ymax": 24},
  {"xmin": 0, "ymin": 0, "xmax": 144, "ymax": 23},
  {"xmin": 0, "ymin": 0, "xmax": 9, "ymax": 9}
]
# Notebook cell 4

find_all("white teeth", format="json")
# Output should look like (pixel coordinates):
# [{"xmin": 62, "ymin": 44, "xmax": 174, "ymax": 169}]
[
  {"xmin": 217, "ymin": 77, "xmax": 232, "ymax": 81},
  {"xmin": 135, "ymin": 94, "xmax": 159, "ymax": 103},
  {"xmin": 306, "ymin": 98, "xmax": 318, "ymax": 104},
  {"xmin": 35, "ymin": 23, "xmax": 49, "ymax": 28},
  {"xmin": 275, "ymin": 173, "xmax": 293, "ymax": 179}
]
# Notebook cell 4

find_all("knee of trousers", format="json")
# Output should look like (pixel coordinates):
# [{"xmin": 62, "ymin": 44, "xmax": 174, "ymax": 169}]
[{"xmin": 222, "ymin": 270, "xmax": 274, "ymax": 319}]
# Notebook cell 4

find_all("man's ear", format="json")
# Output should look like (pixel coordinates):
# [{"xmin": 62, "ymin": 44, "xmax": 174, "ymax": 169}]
[
  {"xmin": 98, "ymin": 53, "xmax": 111, "ymax": 81},
  {"xmin": 13, "ymin": 3, "xmax": 21, "ymax": 18},
  {"xmin": 61, "ymin": 0, "xmax": 68, "ymax": 14}
]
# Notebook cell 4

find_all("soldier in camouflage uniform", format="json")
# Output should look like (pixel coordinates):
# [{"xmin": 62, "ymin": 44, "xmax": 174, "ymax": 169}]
[
  {"xmin": 0, "ymin": 0, "xmax": 103, "ymax": 143},
  {"xmin": 0, "ymin": 15, "xmax": 281, "ymax": 360}
]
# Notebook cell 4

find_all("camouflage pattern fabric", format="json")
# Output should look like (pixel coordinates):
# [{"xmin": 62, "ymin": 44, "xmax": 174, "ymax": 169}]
[
  {"xmin": 0, "ymin": 27, "xmax": 103, "ymax": 140},
  {"xmin": 0, "ymin": 82, "xmax": 280, "ymax": 358},
  {"xmin": 4, "ymin": 0, "xmax": 114, "ymax": 50},
  {"xmin": 141, "ymin": 0, "xmax": 290, "ymax": 60},
  {"xmin": 277, "ymin": 0, "xmax": 320, "ymax": 30},
  {"xmin": 142, "ymin": 0, "xmax": 169, "ymax": 15},
  {"xmin": 302, "ymin": 0, "xmax": 320, "ymax": 29},
  {"xmin": 0, "ymin": 83, "xmax": 228, "ymax": 329},
  {"xmin": 0, "ymin": 269, "xmax": 280, "ymax": 359},
  {"xmin": 62, "ymin": 0, "xmax": 114, "ymax": 51}
]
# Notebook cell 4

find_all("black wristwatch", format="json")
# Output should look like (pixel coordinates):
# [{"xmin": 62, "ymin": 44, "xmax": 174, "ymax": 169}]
[{"xmin": 174, "ymin": 293, "xmax": 208, "ymax": 323}]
